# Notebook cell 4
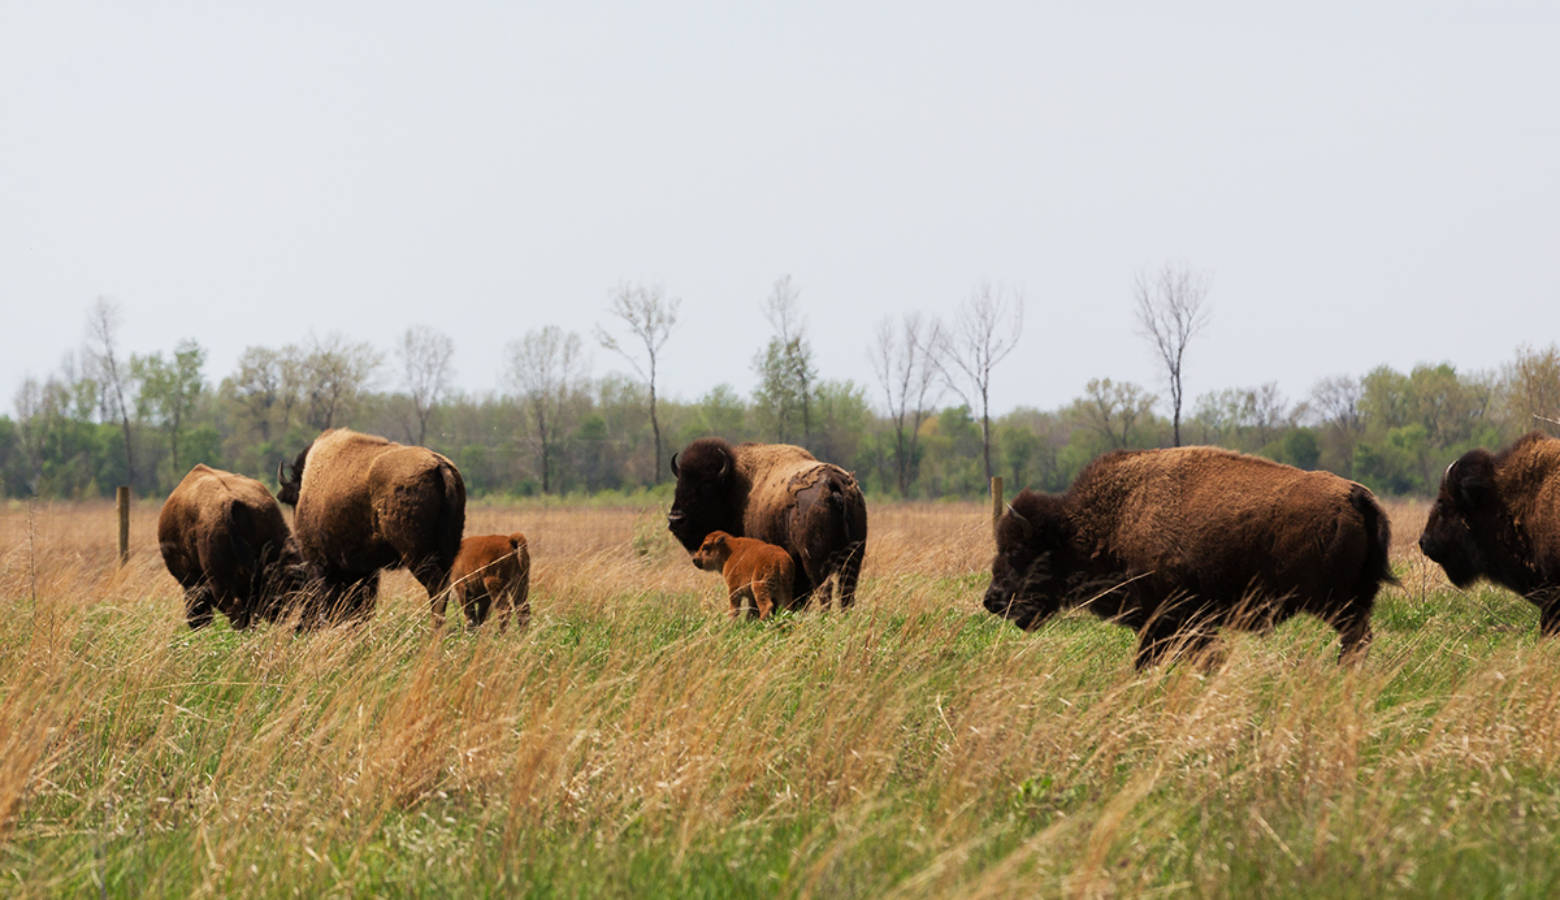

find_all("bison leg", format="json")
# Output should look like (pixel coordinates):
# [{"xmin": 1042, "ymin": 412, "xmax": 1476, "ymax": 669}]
[
  {"xmin": 834, "ymin": 542, "xmax": 865, "ymax": 609},
  {"xmin": 752, "ymin": 581, "xmax": 776, "ymax": 620},
  {"xmin": 184, "ymin": 584, "xmax": 216, "ymax": 630},
  {"xmin": 411, "ymin": 559, "xmax": 455, "ymax": 627},
  {"xmin": 1133, "ymin": 610, "xmax": 1216, "ymax": 670},
  {"xmin": 1539, "ymin": 599, "xmax": 1560, "ymax": 637},
  {"xmin": 512, "ymin": 575, "xmax": 531, "ymax": 631}
]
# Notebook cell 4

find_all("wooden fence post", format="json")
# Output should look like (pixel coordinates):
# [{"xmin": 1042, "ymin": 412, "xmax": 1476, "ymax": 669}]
[
  {"xmin": 117, "ymin": 485, "xmax": 130, "ymax": 566},
  {"xmin": 990, "ymin": 476, "xmax": 1004, "ymax": 536}
]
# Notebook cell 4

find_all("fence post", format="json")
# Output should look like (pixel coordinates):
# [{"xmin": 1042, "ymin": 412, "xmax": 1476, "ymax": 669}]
[
  {"xmin": 117, "ymin": 485, "xmax": 130, "ymax": 566},
  {"xmin": 990, "ymin": 476, "xmax": 1004, "ymax": 536}
]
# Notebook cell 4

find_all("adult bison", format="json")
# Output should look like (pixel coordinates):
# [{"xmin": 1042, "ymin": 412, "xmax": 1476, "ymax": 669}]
[
  {"xmin": 1419, "ymin": 431, "xmax": 1560, "ymax": 634},
  {"xmin": 276, "ymin": 428, "xmax": 466, "ymax": 626},
  {"xmin": 667, "ymin": 438, "xmax": 867, "ymax": 608},
  {"xmin": 158, "ymin": 464, "xmax": 310, "ymax": 630},
  {"xmin": 983, "ymin": 446, "xmax": 1396, "ymax": 668}
]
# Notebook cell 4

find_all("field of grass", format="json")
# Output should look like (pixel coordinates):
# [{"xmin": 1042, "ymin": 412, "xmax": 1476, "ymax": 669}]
[{"xmin": 4, "ymin": 496, "xmax": 1560, "ymax": 897}]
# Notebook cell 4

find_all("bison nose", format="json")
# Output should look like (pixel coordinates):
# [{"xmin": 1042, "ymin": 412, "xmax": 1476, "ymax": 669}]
[{"xmin": 1418, "ymin": 534, "xmax": 1435, "ymax": 557}]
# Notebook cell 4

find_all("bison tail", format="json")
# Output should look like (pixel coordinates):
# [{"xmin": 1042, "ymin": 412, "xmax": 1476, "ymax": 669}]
[
  {"xmin": 437, "ymin": 462, "xmax": 467, "ymax": 566},
  {"xmin": 1349, "ymin": 484, "xmax": 1399, "ymax": 588}
]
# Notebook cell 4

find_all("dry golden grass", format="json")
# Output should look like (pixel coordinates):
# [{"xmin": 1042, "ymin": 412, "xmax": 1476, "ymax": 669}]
[{"xmin": 1, "ymin": 495, "xmax": 1558, "ymax": 897}]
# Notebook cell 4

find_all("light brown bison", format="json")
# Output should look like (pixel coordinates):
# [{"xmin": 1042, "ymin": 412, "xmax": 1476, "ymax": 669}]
[
  {"xmin": 158, "ymin": 464, "xmax": 310, "ymax": 630},
  {"xmin": 984, "ymin": 446, "xmax": 1396, "ymax": 668},
  {"xmin": 691, "ymin": 530, "xmax": 796, "ymax": 619},
  {"xmin": 1419, "ymin": 431, "xmax": 1560, "ymax": 634},
  {"xmin": 276, "ymin": 428, "xmax": 466, "ymax": 626},
  {"xmin": 668, "ymin": 438, "xmax": 867, "ymax": 608},
  {"xmin": 449, "ymin": 533, "xmax": 531, "ymax": 630}
]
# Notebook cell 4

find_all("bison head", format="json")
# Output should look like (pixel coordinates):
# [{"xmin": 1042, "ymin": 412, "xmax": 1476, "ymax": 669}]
[
  {"xmin": 1418, "ymin": 450, "xmax": 1499, "ymax": 588},
  {"xmin": 691, "ymin": 530, "xmax": 732, "ymax": 571},
  {"xmin": 667, "ymin": 438, "xmax": 742, "ymax": 553},
  {"xmin": 983, "ymin": 490, "xmax": 1073, "ymax": 630},
  {"xmin": 275, "ymin": 443, "xmax": 311, "ymax": 507}
]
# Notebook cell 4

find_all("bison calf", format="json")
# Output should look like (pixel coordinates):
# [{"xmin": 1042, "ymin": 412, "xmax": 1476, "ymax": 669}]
[
  {"xmin": 1420, "ymin": 432, "xmax": 1560, "ymax": 634},
  {"xmin": 449, "ymin": 533, "xmax": 531, "ymax": 630},
  {"xmin": 692, "ymin": 530, "xmax": 795, "ymax": 620},
  {"xmin": 158, "ymin": 464, "xmax": 310, "ymax": 630},
  {"xmin": 984, "ymin": 446, "xmax": 1397, "ymax": 668}
]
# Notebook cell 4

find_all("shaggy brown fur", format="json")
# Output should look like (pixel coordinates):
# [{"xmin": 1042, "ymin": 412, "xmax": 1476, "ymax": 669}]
[
  {"xmin": 984, "ymin": 446, "xmax": 1396, "ymax": 668},
  {"xmin": 1419, "ymin": 431, "xmax": 1560, "ymax": 634},
  {"xmin": 449, "ymin": 533, "xmax": 531, "ymax": 630},
  {"xmin": 277, "ymin": 428, "xmax": 466, "ymax": 627},
  {"xmin": 691, "ymin": 530, "xmax": 796, "ymax": 619},
  {"xmin": 158, "ymin": 464, "xmax": 309, "ymax": 630},
  {"xmin": 667, "ymin": 438, "xmax": 867, "ymax": 608}
]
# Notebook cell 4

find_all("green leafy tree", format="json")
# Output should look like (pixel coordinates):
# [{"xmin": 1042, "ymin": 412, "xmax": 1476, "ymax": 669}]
[{"xmin": 132, "ymin": 338, "xmax": 207, "ymax": 481}]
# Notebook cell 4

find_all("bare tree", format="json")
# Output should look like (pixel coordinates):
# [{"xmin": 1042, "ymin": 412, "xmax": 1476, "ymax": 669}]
[
  {"xmin": 1505, "ymin": 344, "xmax": 1560, "ymax": 432},
  {"xmin": 85, "ymin": 298, "xmax": 137, "ymax": 486},
  {"xmin": 753, "ymin": 275, "xmax": 816, "ymax": 444},
  {"xmin": 397, "ymin": 325, "xmax": 456, "ymax": 446},
  {"xmin": 869, "ymin": 312, "xmax": 940, "ymax": 496},
  {"xmin": 1309, "ymin": 375, "xmax": 1364, "ymax": 435},
  {"xmin": 595, "ymin": 283, "xmax": 680, "ymax": 481},
  {"xmin": 1134, "ymin": 262, "xmax": 1212, "ymax": 447},
  {"xmin": 506, "ymin": 326, "xmax": 586, "ymax": 494},
  {"xmin": 1074, "ymin": 377, "xmax": 1157, "ymax": 449},
  {"xmin": 300, "ymin": 334, "xmax": 381, "ymax": 430},
  {"xmin": 931, "ymin": 282, "xmax": 1024, "ymax": 482}
]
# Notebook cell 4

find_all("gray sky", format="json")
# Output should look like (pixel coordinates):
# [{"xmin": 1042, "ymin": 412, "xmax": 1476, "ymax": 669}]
[{"xmin": 5, "ymin": 2, "xmax": 1559, "ymax": 419}]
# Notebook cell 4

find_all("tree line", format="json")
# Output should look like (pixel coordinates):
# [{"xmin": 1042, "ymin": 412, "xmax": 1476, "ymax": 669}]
[{"xmin": 3, "ymin": 285, "xmax": 1558, "ymax": 502}]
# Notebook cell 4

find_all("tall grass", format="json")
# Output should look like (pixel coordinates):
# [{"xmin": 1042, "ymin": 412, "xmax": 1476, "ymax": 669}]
[{"xmin": 2, "ymin": 498, "xmax": 1559, "ymax": 896}]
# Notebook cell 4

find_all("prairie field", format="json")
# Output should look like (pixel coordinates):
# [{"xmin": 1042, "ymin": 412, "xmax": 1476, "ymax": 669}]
[{"xmin": 3, "ymin": 496, "xmax": 1560, "ymax": 897}]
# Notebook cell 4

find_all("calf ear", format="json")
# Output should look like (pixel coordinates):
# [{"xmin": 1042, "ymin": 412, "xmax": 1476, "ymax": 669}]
[{"xmin": 1449, "ymin": 451, "xmax": 1496, "ymax": 508}]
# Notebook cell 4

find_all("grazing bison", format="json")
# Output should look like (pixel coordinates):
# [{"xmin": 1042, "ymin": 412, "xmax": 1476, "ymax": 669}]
[
  {"xmin": 983, "ymin": 446, "xmax": 1396, "ymax": 668},
  {"xmin": 276, "ymin": 428, "xmax": 466, "ymax": 626},
  {"xmin": 692, "ymin": 530, "xmax": 796, "ymax": 620},
  {"xmin": 668, "ymin": 438, "xmax": 867, "ymax": 608},
  {"xmin": 158, "ymin": 464, "xmax": 310, "ymax": 630},
  {"xmin": 1419, "ymin": 431, "xmax": 1560, "ymax": 634},
  {"xmin": 449, "ymin": 533, "xmax": 531, "ymax": 630}
]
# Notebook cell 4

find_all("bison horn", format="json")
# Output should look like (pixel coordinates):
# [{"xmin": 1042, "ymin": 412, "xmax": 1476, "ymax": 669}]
[
  {"xmin": 277, "ymin": 460, "xmax": 289, "ymax": 485},
  {"xmin": 670, "ymin": 451, "xmax": 680, "ymax": 478},
  {"xmin": 1005, "ymin": 503, "xmax": 1034, "ymax": 539},
  {"xmin": 717, "ymin": 452, "xmax": 730, "ymax": 481}
]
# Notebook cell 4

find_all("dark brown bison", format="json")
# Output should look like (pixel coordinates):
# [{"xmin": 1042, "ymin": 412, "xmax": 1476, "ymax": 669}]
[
  {"xmin": 1419, "ymin": 431, "xmax": 1560, "ymax": 634},
  {"xmin": 668, "ymin": 438, "xmax": 867, "ymax": 608},
  {"xmin": 158, "ymin": 464, "xmax": 310, "ymax": 630},
  {"xmin": 691, "ymin": 530, "xmax": 796, "ymax": 619},
  {"xmin": 276, "ymin": 428, "xmax": 466, "ymax": 626},
  {"xmin": 984, "ymin": 446, "xmax": 1396, "ymax": 668},
  {"xmin": 448, "ymin": 533, "xmax": 531, "ymax": 630}
]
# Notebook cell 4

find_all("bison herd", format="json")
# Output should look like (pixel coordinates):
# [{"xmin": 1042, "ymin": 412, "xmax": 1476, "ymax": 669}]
[{"xmin": 156, "ymin": 426, "xmax": 1560, "ymax": 668}]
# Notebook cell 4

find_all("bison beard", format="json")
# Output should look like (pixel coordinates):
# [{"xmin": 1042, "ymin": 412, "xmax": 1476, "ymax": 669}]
[
  {"xmin": 668, "ymin": 437, "xmax": 867, "ymax": 609},
  {"xmin": 158, "ymin": 464, "xmax": 311, "ymax": 630},
  {"xmin": 276, "ymin": 428, "xmax": 467, "ymax": 628},
  {"xmin": 984, "ymin": 446, "xmax": 1397, "ymax": 668},
  {"xmin": 1420, "ymin": 432, "xmax": 1560, "ymax": 635}
]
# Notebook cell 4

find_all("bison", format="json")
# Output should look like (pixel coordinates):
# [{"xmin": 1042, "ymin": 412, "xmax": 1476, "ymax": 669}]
[
  {"xmin": 691, "ymin": 530, "xmax": 796, "ymax": 620},
  {"xmin": 1419, "ymin": 431, "xmax": 1560, "ymax": 634},
  {"xmin": 667, "ymin": 438, "xmax": 867, "ymax": 608},
  {"xmin": 449, "ymin": 533, "xmax": 531, "ymax": 630},
  {"xmin": 983, "ymin": 446, "xmax": 1396, "ymax": 668},
  {"xmin": 276, "ymin": 428, "xmax": 466, "ymax": 626},
  {"xmin": 158, "ymin": 464, "xmax": 310, "ymax": 630}
]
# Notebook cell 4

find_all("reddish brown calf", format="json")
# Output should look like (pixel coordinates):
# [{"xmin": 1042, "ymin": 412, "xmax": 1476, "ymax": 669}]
[
  {"xmin": 691, "ymin": 530, "xmax": 795, "ymax": 620},
  {"xmin": 449, "ymin": 533, "xmax": 531, "ymax": 630}
]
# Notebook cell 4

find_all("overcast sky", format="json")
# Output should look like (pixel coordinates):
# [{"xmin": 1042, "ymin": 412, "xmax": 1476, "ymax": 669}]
[{"xmin": 5, "ymin": 2, "xmax": 1559, "ymax": 421}]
